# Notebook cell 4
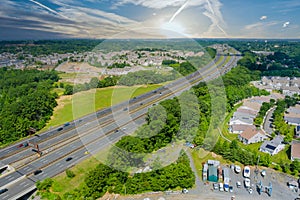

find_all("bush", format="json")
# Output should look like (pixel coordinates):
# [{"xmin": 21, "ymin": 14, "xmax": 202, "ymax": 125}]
[
  {"xmin": 36, "ymin": 178, "xmax": 53, "ymax": 191},
  {"xmin": 66, "ymin": 169, "xmax": 75, "ymax": 178}
]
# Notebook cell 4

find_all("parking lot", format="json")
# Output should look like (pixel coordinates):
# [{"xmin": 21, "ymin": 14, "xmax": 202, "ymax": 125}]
[{"xmin": 188, "ymin": 165, "xmax": 299, "ymax": 200}]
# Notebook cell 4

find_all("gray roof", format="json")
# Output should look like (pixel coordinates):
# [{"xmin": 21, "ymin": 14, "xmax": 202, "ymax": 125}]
[
  {"xmin": 260, "ymin": 135, "xmax": 284, "ymax": 154},
  {"xmin": 284, "ymin": 117, "xmax": 300, "ymax": 125}
]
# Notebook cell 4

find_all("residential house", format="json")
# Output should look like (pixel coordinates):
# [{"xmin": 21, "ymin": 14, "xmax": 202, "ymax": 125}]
[
  {"xmin": 291, "ymin": 141, "xmax": 300, "ymax": 161},
  {"xmin": 229, "ymin": 124, "xmax": 256, "ymax": 134},
  {"xmin": 259, "ymin": 135, "xmax": 285, "ymax": 155},
  {"xmin": 229, "ymin": 112, "xmax": 255, "ymax": 126},
  {"xmin": 238, "ymin": 127, "xmax": 267, "ymax": 145}
]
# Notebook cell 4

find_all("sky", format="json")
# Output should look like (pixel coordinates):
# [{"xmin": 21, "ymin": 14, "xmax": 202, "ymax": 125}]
[{"xmin": 1, "ymin": 0, "xmax": 300, "ymax": 40}]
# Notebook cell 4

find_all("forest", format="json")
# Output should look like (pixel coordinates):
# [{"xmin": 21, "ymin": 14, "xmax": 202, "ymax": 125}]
[{"xmin": 0, "ymin": 68, "xmax": 59, "ymax": 145}]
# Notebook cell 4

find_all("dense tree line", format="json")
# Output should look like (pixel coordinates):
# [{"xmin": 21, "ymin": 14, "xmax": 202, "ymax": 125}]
[
  {"xmin": 213, "ymin": 140, "xmax": 272, "ymax": 167},
  {"xmin": 162, "ymin": 61, "xmax": 197, "ymax": 76},
  {"xmin": 0, "ymin": 39, "xmax": 102, "ymax": 55},
  {"xmin": 44, "ymin": 151, "xmax": 194, "ymax": 199},
  {"xmin": 0, "ymin": 68, "xmax": 59, "ymax": 145},
  {"xmin": 118, "ymin": 70, "xmax": 178, "ymax": 86},
  {"xmin": 236, "ymin": 48, "xmax": 300, "ymax": 77},
  {"xmin": 63, "ymin": 76, "xmax": 120, "ymax": 95}
]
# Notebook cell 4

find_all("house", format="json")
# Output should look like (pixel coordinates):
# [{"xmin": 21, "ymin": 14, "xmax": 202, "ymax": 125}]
[
  {"xmin": 284, "ymin": 116, "xmax": 300, "ymax": 125},
  {"xmin": 295, "ymin": 126, "xmax": 300, "ymax": 138},
  {"xmin": 229, "ymin": 124, "xmax": 256, "ymax": 134},
  {"xmin": 229, "ymin": 112, "xmax": 254, "ymax": 125},
  {"xmin": 238, "ymin": 127, "xmax": 267, "ymax": 145},
  {"xmin": 291, "ymin": 141, "xmax": 300, "ymax": 161},
  {"xmin": 208, "ymin": 166, "xmax": 218, "ymax": 182},
  {"xmin": 259, "ymin": 135, "xmax": 285, "ymax": 155}
]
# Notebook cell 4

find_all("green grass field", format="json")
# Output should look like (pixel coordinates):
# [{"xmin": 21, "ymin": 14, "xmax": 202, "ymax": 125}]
[{"xmin": 41, "ymin": 84, "xmax": 161, "ymax": 131}]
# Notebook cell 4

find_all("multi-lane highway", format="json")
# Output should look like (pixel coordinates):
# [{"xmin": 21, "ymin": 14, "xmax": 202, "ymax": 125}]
[{"xmin": 0, "ymin": 49, "xmax": 242, "ymax": 200}]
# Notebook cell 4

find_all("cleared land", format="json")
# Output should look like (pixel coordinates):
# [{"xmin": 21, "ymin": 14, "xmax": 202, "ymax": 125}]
[{"xmin": 41, "ymin": 84, "xmax": 161, "ymax": 131}]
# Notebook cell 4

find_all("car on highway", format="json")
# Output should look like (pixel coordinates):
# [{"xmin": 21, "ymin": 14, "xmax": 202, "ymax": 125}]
[
  {"xmin": 243, "ymin": 166, "xmax": 251, "ymax": 178},
  {"xmin": 57, "ymin": 127, "xmax": 63, "ymax": 131},
  {"xmin": 244, "ymin": 178, "xmax": 251, "ymax": 188},
  {"xmin": 235, "ymin": 165, "xmax": 241, "ymax": 173},
  {"xmin": 0, "ymin": 188, "xmax": 8, "ymax": 194},
  {"xmin": 123, "ymin": 107, "xmax": 128, "ymax": 111},
  {"xmin": 66, "ymin": 157, "xmax": 73, "ymax": 162},
  {"xmin": 34, "ymin": 169, "xmax": 42, "ymax": 175}
]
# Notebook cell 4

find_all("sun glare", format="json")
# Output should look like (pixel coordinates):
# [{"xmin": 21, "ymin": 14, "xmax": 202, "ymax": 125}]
[{"xmin": 160, "ymin": 21, "xmax": 187, "ymax": 37}]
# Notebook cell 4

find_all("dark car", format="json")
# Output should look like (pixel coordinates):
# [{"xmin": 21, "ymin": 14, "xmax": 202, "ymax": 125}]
[
  {"xmin": 57, "ymin": 127, "xmax": 63, "ymax": 131},
  {"xmin": 66, "ymin": 157, "xmax": 73, "ymax": 162},
  {"xmin": 34, "ymin": 169, "xmax": 42, "ymax": 175},
  {"xmin": 123, "ymin": 107, "xmax": 128, "ymax": 111},
  {"xmin": 0, "ymin": 188, "xmax": 8, "ymax": 194}
]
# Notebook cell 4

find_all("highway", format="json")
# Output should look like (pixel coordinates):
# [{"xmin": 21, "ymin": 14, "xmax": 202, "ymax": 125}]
[{"xmin": 0, "ymin": 49, "xmax": 242, "ymax": 199}]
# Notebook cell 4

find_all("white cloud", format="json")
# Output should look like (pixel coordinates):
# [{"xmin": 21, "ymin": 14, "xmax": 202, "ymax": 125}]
[
  {"xmin": 260, "ymin": 15, "xmax": 267, "ymax": 20},
  {"xmin": 114, "ymin": 0, "xmax": 227, "ymax": 37},
  {"xmin": 283, "ymin": 21, "xmax": 290, "ymax": 28}
]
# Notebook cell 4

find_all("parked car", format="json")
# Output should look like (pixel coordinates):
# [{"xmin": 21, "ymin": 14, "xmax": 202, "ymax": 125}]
[
  {"xmin": 182, "ymin": 188, "xmax": 188, "ymax": 194},
  {"xmin": 235, "ymin": 165, "xmax": 241, "ymax": 173},
  {"xmin": 244, "ymin": 178, "xmax": 251, "ymax": 188},
  {"xmin": 219, "ymin": 183, "xmax": 224, "ymax": 192},
  {"xmin": 243, "ymin": 166, "xmax": 251, "ymax": 178},
  {"xmin": 236, "ymin": 181, "xmax": 241, "ymax": 188},
  {"xmin": 248, "ymin": 188, "xmax": 253, "ymax": 194},
  {"xmin": 229, "ymin": 186, "xmax": 233, "ymax": 193},
  {"xmin": 261, "ymin": 170, "xmax": 266, "ymax": 177},
  {"xmin": 213, "ymin": 183, "xmax": 219, "ymax": 190},
  {"xmin": 224, "ymin": 184, "xmax": 229, "ymax": 192}
]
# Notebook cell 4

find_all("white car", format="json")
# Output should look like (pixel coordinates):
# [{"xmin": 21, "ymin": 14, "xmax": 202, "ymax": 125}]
[
  {"xmin": 219, "ymin": 183, "xmax": 224, "ymax": 192},
  {"xmin": 235, "ymin": 165, "xmax": 241, "ymax": 173},
  {"xmin": 244, "ymin": 178, "xmax": 251, "ymax": 188},
  {"xmin": 243, "ymin": 166, "xmax": 251, "ymax": 178},
  {"xmin": 248, "ymin": 188, "xmax": 253, "ymax": 194}
]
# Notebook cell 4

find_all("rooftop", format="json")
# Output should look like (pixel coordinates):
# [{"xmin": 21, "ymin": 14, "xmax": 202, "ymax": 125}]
[
  {"xmin": 240, "ymin": 127, "xmax": 264, "ymax": 140},
  {"xmin": 291, "ymin": 141, "xmax": 300, "ymax": 160}
]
